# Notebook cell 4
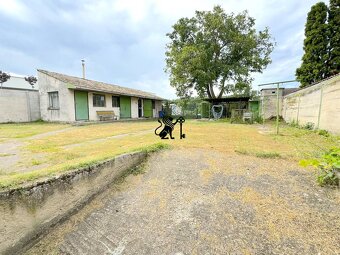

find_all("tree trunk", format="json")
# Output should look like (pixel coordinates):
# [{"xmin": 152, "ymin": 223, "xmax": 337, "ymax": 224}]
[{"xmin": 208, "ymin": 84, "xmax": 216, "ymax": 99}]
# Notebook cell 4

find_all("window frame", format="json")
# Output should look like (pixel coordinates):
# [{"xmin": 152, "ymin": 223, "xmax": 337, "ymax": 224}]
[
  {"xmin": 112, "ymin": 96, "xmax": 120, "ymax": 107},
  {"xmin": 93, "ymin": 94, "xmax": 106, "ymax": 107},
  {"xmin": 48, "ymin": 91, "xmax": 59, "ymax": 110},
  {"xmin": 152, "ymin": 100, "xmax": 155, "ymax": 109}
]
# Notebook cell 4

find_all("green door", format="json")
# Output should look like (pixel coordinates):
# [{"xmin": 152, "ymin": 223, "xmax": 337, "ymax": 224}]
[
  {"xmin": 74, "ymin": 91, "xmax": 89, "ymax": 120},
  {"xmin": 120, "ymin": 96, "xmax": 131, "ymax": 118},
  {"xmin": 143, "ymin": 99, "xmax": 152, "ymax": 118}
]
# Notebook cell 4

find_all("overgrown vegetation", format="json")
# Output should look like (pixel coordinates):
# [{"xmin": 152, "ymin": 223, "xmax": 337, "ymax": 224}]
[{"xmin": 300, "ymin": 147, "xmax": 340, "ymax": 186}]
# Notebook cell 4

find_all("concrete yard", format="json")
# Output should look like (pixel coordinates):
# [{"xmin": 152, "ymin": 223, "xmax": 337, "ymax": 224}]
[{"xmin": 25, "ymin": 149, "xmax": 340, "ymax": 255}]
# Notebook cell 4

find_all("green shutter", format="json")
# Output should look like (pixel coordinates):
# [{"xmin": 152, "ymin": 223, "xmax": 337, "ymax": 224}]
[
  {"xmin": 120, "ymin": 96, "xmax": 131, "ymax": 118},
  {"xmin": 143, "ymin": 99, "xmax": 152, "ymax": 118}
]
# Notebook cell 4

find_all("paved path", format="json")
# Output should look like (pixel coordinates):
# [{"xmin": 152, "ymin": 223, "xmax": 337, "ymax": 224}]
[{"xmin": 26, "ymin": 149, "xmax": 340, "ymax": 255}]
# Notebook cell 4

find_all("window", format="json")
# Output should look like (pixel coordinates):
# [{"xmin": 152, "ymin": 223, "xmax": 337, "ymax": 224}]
[
  {"xmin": 152, "ymin": 100, "xmax": 155, "ymax": 109},
  {"xmin": 112, "ymin": 96, "xmax": 120, "ymax": 107},
  {"xmin": 48, "ymin": 91, "xmax": 59, "ymax": 109},
  {"xmin": 93, "ymin": 94, "xmax": 105, "ymax": 107}
]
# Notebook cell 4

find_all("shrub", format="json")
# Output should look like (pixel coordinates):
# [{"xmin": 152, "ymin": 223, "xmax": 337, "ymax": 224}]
[
  {"xmin": 300, "ymin": 148, "xmax": 340, "ymax": 186},
  {"xmin": 318, "ymin": 129, "xmax": 330, "ymax": 137},
  {"xmin": 303, "ymin": 122, "xmax": 314, "ymax": 130}
]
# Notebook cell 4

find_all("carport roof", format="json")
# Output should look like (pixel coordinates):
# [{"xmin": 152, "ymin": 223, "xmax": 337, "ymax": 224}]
[{"xmin": 37, "ymin": 69, "xmax": 165, "ymax": 101}]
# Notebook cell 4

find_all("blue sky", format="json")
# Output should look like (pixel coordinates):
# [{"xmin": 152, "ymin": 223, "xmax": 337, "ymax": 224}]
[{"xmin": 0, "ymin": 0, "xmax": 323, "ymax": 98}]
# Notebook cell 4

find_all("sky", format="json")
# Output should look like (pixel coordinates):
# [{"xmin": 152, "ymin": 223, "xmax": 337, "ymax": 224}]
[{"xmin": 0, "ymin": 0, "xmax": 324, "ymax": 99}]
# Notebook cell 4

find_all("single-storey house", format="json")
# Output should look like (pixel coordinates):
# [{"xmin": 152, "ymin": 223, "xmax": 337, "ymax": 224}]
[{"xmin": 38, "ymin": 70, "xmax": 164, "ymax": 122}]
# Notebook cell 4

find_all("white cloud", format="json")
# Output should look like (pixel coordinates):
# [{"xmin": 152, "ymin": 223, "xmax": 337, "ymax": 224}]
[
  {"xmin": 0, "ymin": 0, "xmax": 323, "ymax": 99},
  {"xmin": 0, "ymin": 0, "xmax": 31, "ymax": 22}
]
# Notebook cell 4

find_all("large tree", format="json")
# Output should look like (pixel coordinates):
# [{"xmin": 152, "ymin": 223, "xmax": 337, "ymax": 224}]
[
  {"xmin": 165, "ymin": 6, "xmax": 274, "ymax": 99},
  {"xmin": 296, "ymin": 2, "xmax": 329, "ymax": 87},
  {"xmin": 328, "ymin": 0, "xmax": 340, "ymax": 76}
]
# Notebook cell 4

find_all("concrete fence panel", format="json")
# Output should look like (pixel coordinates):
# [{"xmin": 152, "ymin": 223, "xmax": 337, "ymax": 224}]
[
  {"xmin": 283, "ymin": 74, "xmax": 340, "ymax": 134},
  {"xmin": 0, "ymin": 88, "xmax": 40, "ymax": 123}
]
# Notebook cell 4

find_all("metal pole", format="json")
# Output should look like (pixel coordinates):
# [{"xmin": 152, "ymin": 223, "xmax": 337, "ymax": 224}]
[
  {"xmin": 317, "ymin": 86, "xmax": 324, "ymax": 129},
  {"xmin": 276, "ymin": 83, "xmax": 280, "ymax": 135},
  {"xmin": 81, "ymin": 60, "xmax": 85, "ymax": 79},
  {"xmin": 262, "ymin": 96, "xmax": 265, "ymax": 125},
  {"xmin": 296, "ymin": 94, "xmax": 301, "ymax": 125}
]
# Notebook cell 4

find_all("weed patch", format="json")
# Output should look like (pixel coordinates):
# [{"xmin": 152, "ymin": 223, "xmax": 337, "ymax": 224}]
[{"xmin": 255, "ymin": 151, "xmax": 281, "ymax": 159}]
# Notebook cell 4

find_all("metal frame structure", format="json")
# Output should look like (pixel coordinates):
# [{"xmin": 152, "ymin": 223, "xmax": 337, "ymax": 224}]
[{"xmin": 257, "ymin": 80, "xmax": 297, "ymax": 135}]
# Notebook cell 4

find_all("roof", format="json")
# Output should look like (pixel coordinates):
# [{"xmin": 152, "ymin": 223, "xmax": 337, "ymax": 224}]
[
  {"xmin": 260, "ymin": 87, "xmax": 284, "ymax": 91},
  {"xmin": 37, "ymin": 69, "xmax": 165, "ymax": 100},
  {"xmin": 283, "ymin": 88, "xmax": 299, "ymax": 96},
  {"xmin": 203, "ymin": 96, "xmax": 250, "ymax": 103}
]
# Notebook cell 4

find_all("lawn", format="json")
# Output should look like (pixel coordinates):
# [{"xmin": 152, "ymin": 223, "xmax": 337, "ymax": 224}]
[{"xmin": 0, "ymin": 120, "xmax": 339, "ymax": 189}]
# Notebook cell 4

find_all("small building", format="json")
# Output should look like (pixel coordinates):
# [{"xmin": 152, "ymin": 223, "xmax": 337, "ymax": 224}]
[
  {"xmin": 260, "ymin": 88, "xmax": 299, "ymax": 119},
  {"xmin": 38, "ymin": 70, "xmax": 164, "ymax": 122}
]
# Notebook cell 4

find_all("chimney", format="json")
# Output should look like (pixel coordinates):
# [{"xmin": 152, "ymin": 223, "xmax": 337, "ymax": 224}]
[{"xmin": 81, "ymin": 59, "xmax": 85, "ymax": 79}]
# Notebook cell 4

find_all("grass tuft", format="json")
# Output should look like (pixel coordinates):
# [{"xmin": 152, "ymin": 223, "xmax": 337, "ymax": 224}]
[{"xmin": 255, "ymin": 152, "xmax": 281, "ymax": 159}]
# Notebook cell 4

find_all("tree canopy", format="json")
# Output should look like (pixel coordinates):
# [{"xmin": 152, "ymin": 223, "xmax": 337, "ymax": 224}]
[
  {"xmin": 328, "ymin": 0, "xmax": 340, "ymax": 76},
  {"xmin": 165, "ymin": 6, "xmax": 274, "ymax": 99},
  {"xmin": 296, "ymin": 2, "xmax": 328, "ymax": 87},
  {"xmin": 0, "ymin": 71, "xmax": 11, "ymax": 88},
  {"xmin": 296, "ymin": 1, "xmax": 340, "ymax": 87}
]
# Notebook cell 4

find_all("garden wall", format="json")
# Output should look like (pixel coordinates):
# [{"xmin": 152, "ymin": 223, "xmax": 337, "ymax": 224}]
[
  {"xmin": 283, "ymin": 74, "xmax": 340, "ymax": 134},
  {"xmin": 0, "ymin": 87, "xmax": 40, "ymax": 123},
  {"xmin": 0, "ymin": 151, "xmax": 147, "ymax": 255}
]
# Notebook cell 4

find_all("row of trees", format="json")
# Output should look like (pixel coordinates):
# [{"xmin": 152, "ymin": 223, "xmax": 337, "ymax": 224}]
[{"xmin": 296, "ymin": 0, "xmax": 339, "ymax": 87}]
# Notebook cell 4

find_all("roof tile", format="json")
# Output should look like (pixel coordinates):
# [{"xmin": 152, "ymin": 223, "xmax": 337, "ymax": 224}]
[{"xmin": 37, "ymin": 69, "xmax": 165, "ymax": 100}]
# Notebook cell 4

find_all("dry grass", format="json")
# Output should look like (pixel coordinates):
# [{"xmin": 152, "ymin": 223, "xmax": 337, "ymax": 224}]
[
  {"xmin": 0, "ymin": 122, "xmax": 68, "ymax": 140},
  {"xmin": 0, "ymin": 120, "xmax": 339, "ymax": 189}
]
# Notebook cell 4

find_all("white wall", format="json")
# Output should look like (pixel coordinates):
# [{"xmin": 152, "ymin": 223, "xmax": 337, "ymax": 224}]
[
  {"xmin": 283, "ymin": 74, "xmax": 340, "ymax": 134},
  {"xmin": 260, "ymin": 89, "xmax": 284, "ymax": 119},
  {"xmin": 154, "ymin": 100, "xmax": 162, "ymax": 117},
  {"xmin": 0, "ymin": 88, "xmax": 40, "ymax": 123},
  {"xmin": 88, "ymin": 92, "xmax": 120, "ymax": 121},
  {"xmin": 38, "ymin": 72, "xmax": 75, "ymax": 122}
]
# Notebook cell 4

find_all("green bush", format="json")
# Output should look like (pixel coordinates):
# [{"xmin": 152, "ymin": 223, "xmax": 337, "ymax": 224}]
[
  {"xmin": 300, "ymin": 148, "xmax": 340, "ymax": 186},
  {"xmin": 303, "ymin": 122, "xmax": 314, "ymax": 130},
  {"xmin": 318, "ymin": 129, "xmax": 330, "ymax": 137}
]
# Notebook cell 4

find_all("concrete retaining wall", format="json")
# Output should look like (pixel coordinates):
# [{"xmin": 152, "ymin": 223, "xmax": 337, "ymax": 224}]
[
  {"xmin": 0, "ymin": 151, "xmax": 147, "ymax": 255},
  {"xmin": 0, "ymin": 88, "xmax": 40, "ymax": 123},
  {"xmin": 283, "ymin": 74, "xmax": 340, "ymax": 134}
]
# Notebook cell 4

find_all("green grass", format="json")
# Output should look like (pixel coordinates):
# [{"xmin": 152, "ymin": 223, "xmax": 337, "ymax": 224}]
[
  {"xmin": 235, "ymin": 149, "xmax": 281, "ymax": 159},
  {"xmin": 255, "ymin": 151, "xmax": 281, "ymax": 159},
  {"xmin": 0, "ymin": 122, "xmax": 69, "ymax": 140}
]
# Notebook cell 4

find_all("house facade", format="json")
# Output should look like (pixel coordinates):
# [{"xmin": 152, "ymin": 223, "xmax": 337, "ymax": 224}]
[{"xmin": 38, "ymin": 70, "xmax": 164, "ymax": 122}]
